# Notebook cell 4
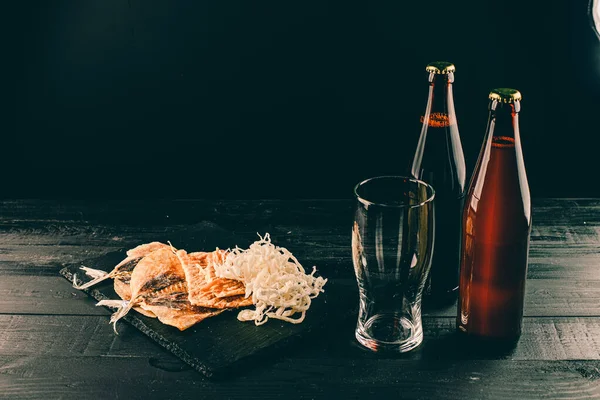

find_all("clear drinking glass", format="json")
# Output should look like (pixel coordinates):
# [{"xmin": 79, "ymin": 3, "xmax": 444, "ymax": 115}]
[{"xmin": 352, "ymin": 176, "xmax": 435, "ymax": 352}]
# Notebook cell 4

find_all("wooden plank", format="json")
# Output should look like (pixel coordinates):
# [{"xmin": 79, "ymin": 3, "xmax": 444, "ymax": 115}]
[
  {"xmin": 522, "ymin": 279, "xmax": 600, "ymax": 317},
  {"xmin": 3, "ymin": 315, "xmax": 600, "ymax": 362},
  {"xmin": 2, "ymin": 274, "xmax": 600, "ymax": 317},
  {"xmin": 528, "ymin": 249, "xmax": 600, "ymax": 280},
  {"xmin": 0, "ymin": 276, "xmax": 110, "ymax": 315},
  {"xmin": 0, "ymin": 223, "xmax": 596, "ymax": 252},
  {"xmin": 423, "ymin": 279, "xmax": 600, "ymax": 317},
  {"xmin": 0, "ymin": 198, "xmax": 597, "ymax": 265},
  {"xmin": 1, "ymin": 245, "xmax": 598, "ymax": 282},
  {"xmin": 422, "ymin": 317, "xmax": 600, "ymax": 361},
  {"xmin": 1, "ymin": 355, "xmax": 599, "ymax": 399},
  {"xmin": 0, "ymin": 224, "xmax": 599, "ymax": 281},
  {"xmin": 0, "ymin": 199, "xmax": 597, "ymax": 232},
  {"xmin": 533, "ymin": 199, "xmax": 600, "ymax": 226},
  {"xmin": 0, "ymin": 200, "xmax": 354, "ymax": 232},
  {"xmin": 0, "ymin": 245, "xmax": 119, "ymax": 276},
  {"xmin": 0, "ymin": 212, "xmax": 598, "ymax": 244},
  {"xmin": 0, "ymin": 315, "xmax": 169, "ymax": 359},
  {"xmin": 297, "ymin": 315, "xmax": 600, "ymax": 362}
]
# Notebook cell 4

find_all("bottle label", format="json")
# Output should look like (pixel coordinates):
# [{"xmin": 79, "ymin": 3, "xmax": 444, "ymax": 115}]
[
  {"xmin": 492, "ymin": 136, "xmax": 515, "ymax": 148},
  {"xmin": 420, "ymin": 112, "xmax": 450, "ymax": 128}
]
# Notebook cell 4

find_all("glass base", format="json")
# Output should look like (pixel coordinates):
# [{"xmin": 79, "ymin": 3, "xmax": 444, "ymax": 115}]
[{"xmin": 355, "ymin": 313, "xmax": 423, "ymax": 353}]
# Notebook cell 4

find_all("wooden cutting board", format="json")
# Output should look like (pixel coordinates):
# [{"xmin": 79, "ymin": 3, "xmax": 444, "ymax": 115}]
[{"xmin": 59, "ymin": 222, "xmax": 333, "ymax": 379}]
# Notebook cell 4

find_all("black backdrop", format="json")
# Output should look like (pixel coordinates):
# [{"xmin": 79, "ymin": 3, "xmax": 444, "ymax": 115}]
[{"xmin": 5, "ymin": 1, "xmax": 600, "ymax": 199}]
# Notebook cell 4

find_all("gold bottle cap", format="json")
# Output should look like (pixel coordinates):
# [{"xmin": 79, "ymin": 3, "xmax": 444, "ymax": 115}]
[
  {"xmin": 489, "ymin": 88, "xmax": 522, "ymax": 103},
  {"xmin": 425, "ymin": 61, "xmax": 456, "ymax": 74}
]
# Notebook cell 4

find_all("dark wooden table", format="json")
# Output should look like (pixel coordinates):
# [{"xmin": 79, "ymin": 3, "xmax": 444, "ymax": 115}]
[{"xmin": 1, "ymin": 199, "xmax": 599, "ymax": 399}]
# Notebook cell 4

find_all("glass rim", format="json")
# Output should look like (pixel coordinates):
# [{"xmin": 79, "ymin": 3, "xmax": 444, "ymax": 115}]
[{"xmin": 353, "ymin": 175, "xmax": 436, "ymax": 209}]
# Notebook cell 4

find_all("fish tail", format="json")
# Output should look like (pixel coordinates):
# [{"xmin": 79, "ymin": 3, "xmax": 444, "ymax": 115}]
[
  {"xmin": 72, "ymin": 267, "xmax": 111, "ymax": 289},
  {"xmin": 72, "ymin": 253, "xmax": 136, "ymax": 290},
  {"xmin": 96, "ymin": 299, "xmax": 134, "ymax": 334},
  {"xmin": 81, "ymin": 266, "xmax": 109, "ymax": 279}
]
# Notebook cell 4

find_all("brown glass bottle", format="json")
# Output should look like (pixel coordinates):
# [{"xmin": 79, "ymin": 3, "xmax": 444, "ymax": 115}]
[
  {"xmin": 457, "ymin": 88, "xmax": 532, "ymax": 342},
  {"xmin": 411, "ymin": 61, "xmax": 466, "ymax": 305}
]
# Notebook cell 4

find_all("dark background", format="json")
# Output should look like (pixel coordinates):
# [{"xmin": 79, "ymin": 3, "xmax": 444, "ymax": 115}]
[{"xmin": 4, "ymin": 0, "xmax": 600, "ymax": 199}]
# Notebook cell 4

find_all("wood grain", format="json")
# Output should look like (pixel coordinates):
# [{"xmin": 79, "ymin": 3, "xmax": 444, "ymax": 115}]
[
  {"xmin": 1, "ymin": 356, "xmax": 599, "ymax": 399},
  {"xmin": 0, "ymin": 315, "xmax": 164, "ymax": 358},
  {"xmin": 2, "ymin": 315, "xmax": 600, "ymax": 362},
  {"xmin": 3, "ymin": 275, "xmax": 600, "ymax": 318},
  {"xmin": 0, "ymin": 199, "xmax": 598, "ymax": 281},
  {"xmin": 0, "ymin": 276, "xmax": 108, "ymax": 315}
]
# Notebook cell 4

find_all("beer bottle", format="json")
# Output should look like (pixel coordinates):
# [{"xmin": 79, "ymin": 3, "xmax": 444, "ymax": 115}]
[
  {"xmin": 411, "ymin": 61, "xmax": 466, "ymax": 304},
  {"xmin": 457, "ymin": 88, "xmax": 532, "ymax": 342}
]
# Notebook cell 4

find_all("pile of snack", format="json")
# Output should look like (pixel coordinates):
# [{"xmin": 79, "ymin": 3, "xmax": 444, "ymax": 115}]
[{"xmin": 73, "ymin": 234, "xmax": 327, "ymax": 332}]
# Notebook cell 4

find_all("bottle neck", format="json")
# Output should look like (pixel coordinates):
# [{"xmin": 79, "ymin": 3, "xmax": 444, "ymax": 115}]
[
  {"xmin": 470, "ymin": 98, "xmax": 528, "ymax": 203},
  {"xmin": 488, "ymin": 100, "xmax": 520, "ymax": 146},
  {"xmin": 422, "ymin": 72, "xmax": 456, "ymax": 128}
]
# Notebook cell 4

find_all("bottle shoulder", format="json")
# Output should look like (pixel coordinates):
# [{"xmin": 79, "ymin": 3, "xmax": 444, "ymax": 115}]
[{"xmin": 465, "ymin": 164, "xmax": 531, "ymax": 227}]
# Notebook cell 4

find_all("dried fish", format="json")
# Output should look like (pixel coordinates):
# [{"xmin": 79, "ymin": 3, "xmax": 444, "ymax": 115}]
[
  {"xmin": 77, "ymin": 234, "xmax": 325, "ymax": 332},
  {"xmin": 175, "ymin": 249, "xmax": 249, "ymax": 308},
  {"xmin": 97, "ymin": 247, "xmax": 224, "ymax": 332}
]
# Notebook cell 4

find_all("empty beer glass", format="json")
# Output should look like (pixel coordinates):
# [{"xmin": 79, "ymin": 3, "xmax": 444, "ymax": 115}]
[{"xmin": 352, "ymin": 176, "xmax": 435, "ymax": 352}]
